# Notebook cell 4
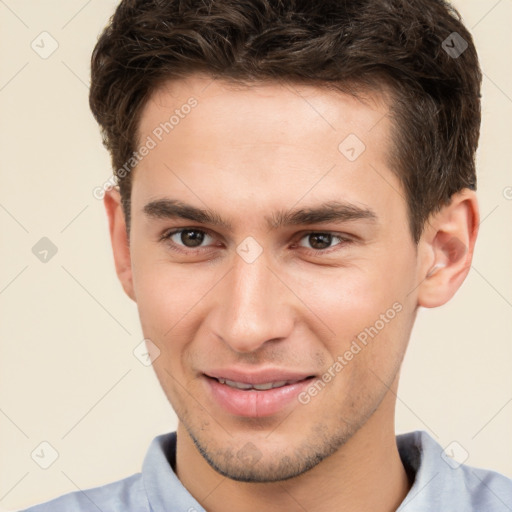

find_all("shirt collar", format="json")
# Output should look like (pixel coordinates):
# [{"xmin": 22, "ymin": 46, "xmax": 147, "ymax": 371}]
[{"xmin": 142, "ymin": 432, "xmax": 207, "ymax": 512}]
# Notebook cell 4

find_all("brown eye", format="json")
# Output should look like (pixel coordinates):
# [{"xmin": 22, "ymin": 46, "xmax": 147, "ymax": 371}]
[
  {"xmin": 306, "ymin": 233, "xmax": 333, "ymax": 250},
  {"xmin": 296, "ymin": 232, "xmax": 352, "ymax": 253},
  {"xmin": 163, "ymin": 228, "xmax": 214, "ymax": 249},
  {"xmin": 179, "ymin": 229, "xmax": 206, "ymax": 247}
]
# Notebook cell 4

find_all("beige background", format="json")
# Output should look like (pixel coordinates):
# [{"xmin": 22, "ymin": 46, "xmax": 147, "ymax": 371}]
[{"xmin": 0, "ymin": 1, "xmax": 511, "ymax": 510}]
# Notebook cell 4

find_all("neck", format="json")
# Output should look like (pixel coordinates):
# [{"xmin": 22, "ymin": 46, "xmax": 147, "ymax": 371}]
[{"xmin": 175, "ymin": 384, "xmax": 412, "ymax": 512}]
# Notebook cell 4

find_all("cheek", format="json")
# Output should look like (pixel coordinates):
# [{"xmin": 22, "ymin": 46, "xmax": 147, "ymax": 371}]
[
  {"xmin": 131, "ymin": 253, "xmax": 185, "ymax": 339},
  {"xmin": 131, "ymin": 254, "xmax": 221, "ymax": 351},
  {"xmin": 285, "ymin": 254, "xmax": 414, "ymax": 368},
  {"xmin": 290, "ymin": 265, "xmax": 402, "ymax": 330}
]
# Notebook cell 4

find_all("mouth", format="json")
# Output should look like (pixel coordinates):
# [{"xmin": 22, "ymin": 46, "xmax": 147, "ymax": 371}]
[
  {"xmin": 211, "ymin": 376, "xmax": 313, "ymax": 391},
  {"xmin": 202, "ymin": 371, "xmax": 317, "ymax": 417}
]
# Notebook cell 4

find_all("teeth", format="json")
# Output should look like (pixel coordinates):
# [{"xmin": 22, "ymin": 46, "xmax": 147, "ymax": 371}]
[
  {"xmin": 253, "ymin": 381, "xmax": 288, "ymax": 390},
  {"xmin": 217, "ymin": 378, "xmax": 291, "ymax": 390},
  {"xmin": 219, "ymin": 378, "xmax": 253, "ymax": 390}
]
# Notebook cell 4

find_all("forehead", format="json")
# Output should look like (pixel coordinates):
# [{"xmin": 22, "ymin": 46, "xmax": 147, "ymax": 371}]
[
  {"xmin": 131, "ymin": 74, "xmax": 405, "ymax": 232},
  {"xmin": 139, "ymin": 74, "xmax": 392, "ymax": 147}
]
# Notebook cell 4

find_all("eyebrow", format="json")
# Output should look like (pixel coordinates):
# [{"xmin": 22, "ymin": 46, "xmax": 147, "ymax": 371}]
[{"xmin": 142, "ymin": 198, "xmax": 377, "ymax": 231}]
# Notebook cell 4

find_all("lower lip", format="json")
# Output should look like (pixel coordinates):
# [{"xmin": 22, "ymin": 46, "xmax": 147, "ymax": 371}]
[{"xmin": 203, "ymin": 375, "xmax": 314, "ymax": 418}]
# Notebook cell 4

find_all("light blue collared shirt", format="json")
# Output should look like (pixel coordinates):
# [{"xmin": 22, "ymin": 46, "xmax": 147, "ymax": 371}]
[{"xmin": 21, "ymin": 430, "xmax": 512, "ymax": 511}]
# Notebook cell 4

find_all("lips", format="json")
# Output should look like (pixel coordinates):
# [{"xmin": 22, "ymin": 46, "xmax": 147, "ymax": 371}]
[{"xmin": 202, "ymin": 368, "xmax": 316, "ymax": 417}]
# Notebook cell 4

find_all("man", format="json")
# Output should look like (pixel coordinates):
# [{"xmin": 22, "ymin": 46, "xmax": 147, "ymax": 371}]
[{"xmin": 23, "ymin": 0, "xmax": 512, "ymax": 510}]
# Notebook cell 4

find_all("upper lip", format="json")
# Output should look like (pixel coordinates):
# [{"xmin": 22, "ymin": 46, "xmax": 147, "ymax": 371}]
[{"xmin": 203, "ymin": 368, "xmax": 315, "ymax": 385}]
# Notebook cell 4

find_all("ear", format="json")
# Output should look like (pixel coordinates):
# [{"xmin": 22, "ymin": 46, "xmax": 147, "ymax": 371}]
[
  {"xmin": 417, "ymin": 189, "xmax": 479, "ymax": 308},
  {"xmin": 103, "ymin": 187, "xmax": 136, "ymax": 302}
]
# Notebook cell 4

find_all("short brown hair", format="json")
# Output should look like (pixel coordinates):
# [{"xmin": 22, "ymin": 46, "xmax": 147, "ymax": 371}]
[{"xmin": 89, "ymin": 0, "xmax": 482, "ymax": 242}]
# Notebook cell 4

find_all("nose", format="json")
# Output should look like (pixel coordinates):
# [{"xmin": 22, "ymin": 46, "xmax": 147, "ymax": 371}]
[{"xmin": 211, "ymin": 251, "xmax": 295, "ymax": 353}]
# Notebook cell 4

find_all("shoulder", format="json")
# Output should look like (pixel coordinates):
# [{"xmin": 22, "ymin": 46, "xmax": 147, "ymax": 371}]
[
  {"xmin": 20, "ymin": 472, "xmax": 149, "ymax": 512},
  {"xmin": 20, "ymin": 431, "xmax": 181, "ymax": 512},
  {"xmin": 454, "ymin": 459, "xmax": 512, "ymax": 510},
  {"xmin": 397, "ymin": 430, "xmax": 512, "ymax": 511}
]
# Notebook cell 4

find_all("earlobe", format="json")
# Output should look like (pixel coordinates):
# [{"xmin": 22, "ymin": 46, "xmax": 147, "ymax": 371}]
[
  {"xmin": 103, "ymin": 188, "xmax": 136, "ymax": 302},
  {"xmin": 417, "ymin": 189, "xmax": 479, "ymax": 308}
]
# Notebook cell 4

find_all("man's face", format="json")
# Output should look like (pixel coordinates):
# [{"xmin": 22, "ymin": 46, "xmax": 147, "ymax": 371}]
[{"xmin": 127, "ymin": 75, "xmax": 422, "ymax": 481}]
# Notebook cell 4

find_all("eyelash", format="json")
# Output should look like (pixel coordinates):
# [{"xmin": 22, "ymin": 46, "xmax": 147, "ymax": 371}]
[{"xmin": 159, "ymin": 227, "xmax": 353, "ymax": 256}]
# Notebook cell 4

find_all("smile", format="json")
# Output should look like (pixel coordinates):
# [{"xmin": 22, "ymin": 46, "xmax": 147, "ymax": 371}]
[
  {"xmin": 203, "ymin": 373, "xmax": 316, "ymax": 417},
  {"xmin": 216, "ymin": 377, "xmax": 305, "ymax": 391}
]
